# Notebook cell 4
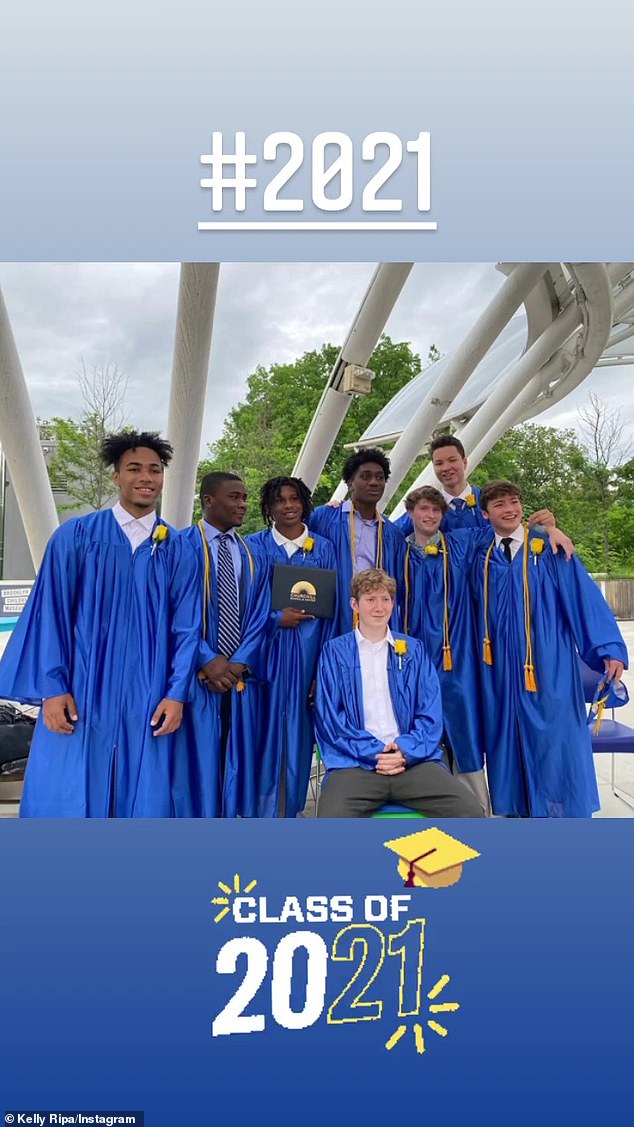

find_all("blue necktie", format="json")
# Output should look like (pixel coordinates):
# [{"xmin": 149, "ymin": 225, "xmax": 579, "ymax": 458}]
[
  {"xmin": 452, "ymin": 498, "xmax": 466, "ymax": 512},
  {"xmin": 216, "ymin": 533, "xmax": 241, "ymax": 658}
]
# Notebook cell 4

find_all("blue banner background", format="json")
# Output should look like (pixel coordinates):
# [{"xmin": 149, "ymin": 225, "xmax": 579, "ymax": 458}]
[{"xmin": 1, "ymin": 820, "xmax": 632, "ymax": 1122}]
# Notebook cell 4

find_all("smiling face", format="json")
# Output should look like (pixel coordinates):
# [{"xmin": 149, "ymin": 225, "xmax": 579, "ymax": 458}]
[
  {"xmin": 431, "ymin": 444, "xmax": 468, "ymax": 496},
  {"xmin": 203, "ymin": 479, "xmax": 248, "ymax": 531},
  {"xmin": 483, "ymin": 492, "xmax": 524, "ymax": 536},
  {"xmin": 351, "ymin": 586, "xmax": 394, "ymax": 633},
  {"xmin": 114, "ymin": 446, "xmax": 164, "ymax": 517},
  {"xmin": 269, "ymin": 484, "xmax": 305, "ymax": 534},
  {"xmin": 411, "ymin": 499, "xmax": 444, "ymax": 539},
  {"xmin": 348, "ymin": 461, "xmax": 387, "ymax": 508}
]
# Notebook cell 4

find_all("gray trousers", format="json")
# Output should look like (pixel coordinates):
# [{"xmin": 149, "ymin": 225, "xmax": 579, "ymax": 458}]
[{"xmin": 317, "ymin": 762, "xmax": 483, "ymax": 818}]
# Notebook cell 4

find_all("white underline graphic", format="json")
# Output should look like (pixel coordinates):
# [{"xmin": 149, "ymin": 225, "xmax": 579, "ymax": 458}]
[{"xmin": 197, "ymin": 221, "xmax": 438, "ymax": 231}]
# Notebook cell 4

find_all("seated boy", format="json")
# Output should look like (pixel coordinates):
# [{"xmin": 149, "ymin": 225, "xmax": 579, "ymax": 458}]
[{"xmin": 314, "ymin": 568, "xmax": 482, "ymax": 818}]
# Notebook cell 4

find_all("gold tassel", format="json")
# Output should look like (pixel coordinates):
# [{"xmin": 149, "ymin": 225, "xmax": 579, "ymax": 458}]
[
  {"xmin": 483, "ymin": 638, "xmax": 493, "ymax": 665},
  {"xmin": 524, "ymin": 665, "xmax": 537, "ymax": 693},
  {"xmin": 593, "ymin": 695, "xmax": 608, "ymax": 734},
  {"xmin": 443, "ymin": 645, "xmax": 453, "ymax": 672}
]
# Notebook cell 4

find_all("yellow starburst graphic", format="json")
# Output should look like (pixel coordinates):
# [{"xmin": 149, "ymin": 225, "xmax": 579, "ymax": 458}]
[
  {"xmin": 385, "ymin": 974, "xmax": 460, "ymax": 1054},
  {"xmin": 210, "ymin": 873, "xmax": 257, "ymax": 923}
]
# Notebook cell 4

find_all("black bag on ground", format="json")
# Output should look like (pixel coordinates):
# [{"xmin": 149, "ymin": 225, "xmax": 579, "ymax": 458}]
[{"xmin": 0, "ymin": 702, "xmax": 36, "ymax": 771}]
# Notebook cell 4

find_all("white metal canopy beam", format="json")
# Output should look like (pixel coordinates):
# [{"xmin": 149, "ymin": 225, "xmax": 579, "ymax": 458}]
[
  {"xmin": 388, "ymin": 294, "xmax": 582, "ymax": 515},
  {"xmin": 381, "ymin": 262, "xmax": 549, "ymax": 509},
  {"xmin": 293, "ymin": 263, "xmax": 413, "ymax": 491},
  {"xmin": 464, "ymin": 263, "xmax": 614, "ymax": 471},
  {"xmin": 0, "ymin": 287, "xmax": 59, "ymax": 570},
  {"xmin": 162, "ymin": 263, "xmax": 220, "ymax": 528},
  {"xmin": 388, "ymin": 264, "xmax": 614, "ymax": 516}
]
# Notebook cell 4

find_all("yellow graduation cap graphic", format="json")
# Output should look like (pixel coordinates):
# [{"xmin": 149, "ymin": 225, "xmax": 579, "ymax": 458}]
[{"xmin": 384, "ymin": 827, "xmax": 480, "ymax": 888}]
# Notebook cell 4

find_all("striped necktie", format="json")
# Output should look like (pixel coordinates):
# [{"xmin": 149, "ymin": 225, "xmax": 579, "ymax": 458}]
[
  {"xmin": 451, "ymin": 498, "xmax": 466, "ymax": 511},
  {"xmin": 217, "ymin": 533, "xmax": 241, "ymax": 658}
]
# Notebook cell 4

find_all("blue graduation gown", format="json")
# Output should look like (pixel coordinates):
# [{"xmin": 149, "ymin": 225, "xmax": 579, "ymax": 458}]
[
  {"xmin": 402, "ymin": 529, "xmax": 493, "ymax": 773},
  {"xmin": 470, "ymin": 533, "xmax": 628, "ymax": 817},
  {"xmin": 0, "ymin": 511, "xmax": 201, "ymax": 818},
  {"xmin": 393, "ymin": 485, "xmax": 487, "ymax": 538},
  {"xmin": 309, "ymin": 505, "xmax": 406, "ymax": 635},
  {"xmin": 171, "ymin": 526, "xmax": 270, "ymax": 818},
  {"xmin": 314, "ymin": 631, "xmax": 444, "ymax": 772},
  {"xmin": 246, "ymin": 529, "xmax": 337, "ymax": 817}
]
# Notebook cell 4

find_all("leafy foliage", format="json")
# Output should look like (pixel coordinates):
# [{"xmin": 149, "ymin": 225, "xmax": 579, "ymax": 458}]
[{"xmin": 198, "ymin": 336, "xmax": 423, "ymax": 530}]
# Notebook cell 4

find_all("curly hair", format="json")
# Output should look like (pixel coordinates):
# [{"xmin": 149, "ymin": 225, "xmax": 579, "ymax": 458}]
[
  {"xmin": 260, "ymin": 476, "xmax": 313, "ymax": 526},
  {"xmin": 101, "ymin": 431, "xmax": 174, "ymax": 469},
  {"xmin": 341, "ymin": 447, "xmax": 391, "ymax": 484}
]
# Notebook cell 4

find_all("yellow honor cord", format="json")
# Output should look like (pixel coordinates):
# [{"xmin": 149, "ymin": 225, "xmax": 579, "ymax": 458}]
[
  {"xmin": 482, "ymin": 539, "xmax": 495, "ymax": 665},
  {"xmin": 482, "ymin": 528, "xmax": 537, "ymax": 691},
  {"xmin": 522, "ymin": 525, "xmax": 537, "ymax": 693},
  {"xmin": 236, "ymin": 533, "xmax": 255, "ymax": 581},
  {"xmin": 440, "ymin": 532, "xmax": 453, "ymax": 671}
]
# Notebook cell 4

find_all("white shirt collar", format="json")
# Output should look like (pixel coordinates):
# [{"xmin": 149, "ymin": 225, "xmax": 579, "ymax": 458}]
[
  {"xmin": 112, "ymin": 501, "xmax": 156, "ymax": 532},
  {"xmin": 494, "ymin": 525, "xmax": 525, "ymax": 547},
  {"xmin": 441, "ymin": 482, "xmax": 472, "ymax": 504},
  {"xmin": 271, "ymin": 523, "xmax": 308, "ymax": 549},
  {"xmin": 202, "ymin": 519, "xmax": 239, "ymax": 542},
  {"xmin": 355, "ymin": 626, "xmax": 395, "ymax": 650}
]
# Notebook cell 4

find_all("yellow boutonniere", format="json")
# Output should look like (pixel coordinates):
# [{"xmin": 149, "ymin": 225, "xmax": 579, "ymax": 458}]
[
  {"xmin": 151, "ymin": 523, "xmax": 169, "ymax": 555},
  {"xmin": 303, "ymin": 536, "xmax": 315, "ymax": 554},
  {"xmin": 465, "ymin": 492, "xmax": 477, "ymax": 508},
  {"xmin": 394, "ymin": 638, "xmax": 408, "ymax": 669},
  {"xmin": 530, "ymin": 537, "xmax": 545, "ymax": 565},
  {"xmin": 424, "ymin": 543, "xmax": 439, "ymax": 556}
]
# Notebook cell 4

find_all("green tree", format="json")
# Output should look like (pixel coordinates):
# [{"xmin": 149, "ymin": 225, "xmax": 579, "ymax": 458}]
[
  {"xmin": 199, "ymin": 336, "xmax": 423, "ymax": 531},
  {"xmin": 472, "ymin": 423, "xmax": 590, "ymax": 514},
  {"xmin": 471, "ymin": 423, "xmax": 605, "ymax": 570}
]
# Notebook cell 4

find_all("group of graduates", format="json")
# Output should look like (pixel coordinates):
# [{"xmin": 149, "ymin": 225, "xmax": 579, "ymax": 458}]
[{"xmin": 0, "ymin": 429, "xmax": 628, "ymax": 819}]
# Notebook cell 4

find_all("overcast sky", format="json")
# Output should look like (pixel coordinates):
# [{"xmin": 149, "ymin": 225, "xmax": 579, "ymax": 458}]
[{"xmin": 1, "ymin": 262, "xmax": 632, "ymax": 460}]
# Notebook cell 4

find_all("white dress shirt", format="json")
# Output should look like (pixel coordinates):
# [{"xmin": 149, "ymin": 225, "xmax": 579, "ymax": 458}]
[
  {"xmin": 495, "ymin": 525, "xmax": 525, "ymax": 561},
  {"xmin": 355, "ymin": 627, "xmax": 399, "ymax": 746},
  {"xmin": 112, "ymin": 502, "xmax": 156, "ymax": 552},
  {"xmin": 271, "ymin": 523, "xmax": 309, "ymax": 557},
  {"xmin": 442, "ymin": 483, "xmax": 473, "ymax": 506}
]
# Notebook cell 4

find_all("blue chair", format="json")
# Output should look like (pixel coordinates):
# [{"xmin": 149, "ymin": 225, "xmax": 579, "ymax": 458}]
[{"xmin": 578, "ymin": 656, "xmax": 634, "ymax": 811}]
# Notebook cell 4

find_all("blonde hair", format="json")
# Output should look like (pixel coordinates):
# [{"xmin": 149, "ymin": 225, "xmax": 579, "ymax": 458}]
[{"xmin": 350, "ymin": 568, "xmax": 397, "ymax": 600}]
